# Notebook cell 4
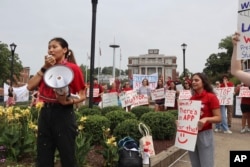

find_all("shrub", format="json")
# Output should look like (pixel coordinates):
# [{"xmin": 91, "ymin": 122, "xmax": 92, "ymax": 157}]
[
  {"xmin": 83, "ymin": 115, "xmax": 110, "ymax": 144},
  {"xmin": 167, "ymin": 110, "xmax": 178, "ymax": 119},
  {"xmin": 101, "ymin": 106, "xmax": 124, "ymax": 116},
  {"xmin": 130, "ymin": 106, "xmax": 154, "ymax": 119},
  {"xmin": 77, "ymin": 107, "xmax": 101, "ymax": 116},
  {"xmin": 140, "ymin": 112, "xmax": 176, "ymax": 140},
  {"xmin": 105, "ymin": 110, "xmax": 137, "ymax": 133},
  {"xmin": 113, "ymin": 119, "xmax": 141, "ymax": 142}
]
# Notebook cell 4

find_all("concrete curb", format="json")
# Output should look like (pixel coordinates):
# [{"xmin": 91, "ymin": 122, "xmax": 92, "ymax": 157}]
[{"xmin": 146, "ymin": 146, "xmax": 186, "ymax": 167}]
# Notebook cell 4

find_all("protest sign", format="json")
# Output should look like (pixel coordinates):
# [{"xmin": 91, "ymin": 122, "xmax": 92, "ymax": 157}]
[
  {"xmin": 151, "ymin": 88, "xmax": 165, "ymax": 100},
  {"xmin": 175, "ymin": 100, "xmax": 201, "ymax": 152},
  {"xmin": 239, "ymin": 86, "xmax": 250, "ymax": 97},
  {"xmin": 237, "ymin": 0, "xmax": 250, "ymax": 59},
  {"xmin": 179, "ymin": 90, "xmax": 192, "ymax": 100},
  {"xmin": 86, "ymin": 88, "xmax": 100, "ymax": 97},
  {"xmin": 214, "ymin": 87, "xmax": 234, "ymax": 105},
  {"xmin": 164, "ymin": 90, "xmax": 176, "ymax": 107},
  {"xmin": 119, "ymin": 90, "xmax": 137, "ymax": 107},
  {"xmin": 102, "ymin": 92, "xmax": 118, "ymax": 108}
]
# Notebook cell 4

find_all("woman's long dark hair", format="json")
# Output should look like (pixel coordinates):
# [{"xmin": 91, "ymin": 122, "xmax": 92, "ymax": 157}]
[{"xmin": 191, "ymin": 72, "xmax": 214, "ymax": 93}]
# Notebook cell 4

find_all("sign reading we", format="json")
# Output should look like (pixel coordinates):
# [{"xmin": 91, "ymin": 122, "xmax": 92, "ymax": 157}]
[{"xmin": 237, "ymin": 0, "xmax": 250, "ymax": 59}]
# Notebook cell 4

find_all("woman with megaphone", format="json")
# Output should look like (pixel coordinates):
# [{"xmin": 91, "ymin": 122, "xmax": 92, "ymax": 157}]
[{"xmin": 27, "ymin": 37, "xmax": 86, "ymax": 167}]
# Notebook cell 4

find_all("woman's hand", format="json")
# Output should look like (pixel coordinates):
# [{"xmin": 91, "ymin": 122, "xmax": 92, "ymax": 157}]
[
  {"xmin": 232, "ymin": 32, "xmax": 240, "ymax": 46},
  {"xmin": 44, "ymin": 55, "xmax": 56, "ymax": 69}
]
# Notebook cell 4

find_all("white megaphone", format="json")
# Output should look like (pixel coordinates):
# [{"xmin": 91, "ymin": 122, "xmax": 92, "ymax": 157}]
[{"xmin": 43, "ymin": 65, "xmax": 74, "ymax": 96}]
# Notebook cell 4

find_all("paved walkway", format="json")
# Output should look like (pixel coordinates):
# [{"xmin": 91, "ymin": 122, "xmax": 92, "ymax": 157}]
[{"xmin": 169, "ymin": 118, "xmax": 250, "ymax": 167}]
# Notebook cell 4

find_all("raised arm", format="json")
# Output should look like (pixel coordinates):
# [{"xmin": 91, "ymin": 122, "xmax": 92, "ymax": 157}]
[{"xmin": 231, "ymin": 32, "xmax": 250, "ymax": 85}]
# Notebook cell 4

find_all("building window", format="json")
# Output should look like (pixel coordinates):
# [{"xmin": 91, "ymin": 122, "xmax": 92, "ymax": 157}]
[
  {"xmin": 148, "ymin": 68, "xmax": 156, "ymax": 75},
  {"xmin": 133, "ymin": 68, "xmax": 139, "ymax": 74},
  {"xmin": 141, "ymin": 68, "xmax": 145, "ymax": 74},
  {"xmin": 132, "ymin": 59, "xmax": 138, "ymax": 64}
]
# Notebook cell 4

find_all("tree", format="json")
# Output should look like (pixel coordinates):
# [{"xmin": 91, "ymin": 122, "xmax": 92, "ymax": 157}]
[
  {"xmin": 203, "ymin": 35, "xmax": 233, "ymax": 83},
  {"xmin": 0, "ymin": 42, "xmax": 23, "ymax": 86}
]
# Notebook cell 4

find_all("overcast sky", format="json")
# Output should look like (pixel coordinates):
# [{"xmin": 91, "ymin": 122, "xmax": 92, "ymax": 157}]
[{"xmin": 0, "ymin": 0, "xmax": 237, "ymax": 75}]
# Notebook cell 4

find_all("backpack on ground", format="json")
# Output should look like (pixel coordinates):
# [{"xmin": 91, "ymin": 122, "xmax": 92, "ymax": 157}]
[{"xmin": 117, "ymin": 136, "xmax": 142, "ymax": 167}]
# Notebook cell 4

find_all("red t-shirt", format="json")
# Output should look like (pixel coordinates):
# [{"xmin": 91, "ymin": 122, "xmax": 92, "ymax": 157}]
[
  {"xmin": 220, "ymin": 82, "xmax": 234, "ymax": 87},
  {"xmin": 39, "ymin": 62, "xmax": 85, "ymax": 102},
  {"xmin": 122, "ymin": 87, "xmax": 133, "ymax": 92},
  {"xmin": 190, "ymin": 90, "xmax": 220, "ymax": 132},
  {"xmin": 93, "ymin": 83, "xmax": 103, "ymax": 103}
]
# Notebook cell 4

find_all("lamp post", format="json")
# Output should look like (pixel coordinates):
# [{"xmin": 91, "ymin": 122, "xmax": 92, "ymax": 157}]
[
  {"xmin": 181, "ymin": 43, "xmax": 187, "ymax": 78},
  {"xmin": 89, "ymin": 0, "xmax": 98, "ymax": 108},
  {"xmin": 9, "ymin": 43, "xmax": 17, "ymax": 87},
  {"xmin": 109, "ymin": 43, "xmax": 120, "ymax": 79}
]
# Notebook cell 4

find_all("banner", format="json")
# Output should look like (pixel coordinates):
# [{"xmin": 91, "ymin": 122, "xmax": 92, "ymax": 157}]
[
  {"xmin": 4, "ymin": 83, "xmax": 29, "ymax": 102},
  {"xmin": 239, "ymin": 86, "xmax": 250, "ymax": 97},
  {"xmin": 132, "ymin": 73, "xmax": 158, "ymax": 92}
]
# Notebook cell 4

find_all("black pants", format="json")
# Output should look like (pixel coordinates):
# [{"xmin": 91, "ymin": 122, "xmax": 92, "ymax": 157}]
[{"xmin": 36, "ymin": 103, "xmax": 77, "ymax": 167}]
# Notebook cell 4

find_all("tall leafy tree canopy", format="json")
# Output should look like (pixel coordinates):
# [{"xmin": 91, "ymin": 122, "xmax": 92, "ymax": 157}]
[
  {"xmin": 0, "ymin": 42, "xmax": 23, "ymax": 86},
  {"xmin": 203, "ymin": 35, "xmax": 233, "ymax": 83}
]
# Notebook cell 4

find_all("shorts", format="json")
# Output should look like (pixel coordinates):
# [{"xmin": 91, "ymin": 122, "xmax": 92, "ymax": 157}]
[{"xmin": 240, "ymin": 104, "xmax": 250, "ymax": 113}]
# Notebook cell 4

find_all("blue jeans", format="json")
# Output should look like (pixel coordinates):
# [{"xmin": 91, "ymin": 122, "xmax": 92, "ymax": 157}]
[{"xmin": 215, "ymin": 105, "xmax": 229, "ymax": 131}]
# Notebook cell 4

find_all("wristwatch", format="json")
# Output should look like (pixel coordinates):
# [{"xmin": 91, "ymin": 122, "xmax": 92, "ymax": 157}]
[{"xmin": 40, "ymin": 67, "xmax": 47, "ymax": 73}]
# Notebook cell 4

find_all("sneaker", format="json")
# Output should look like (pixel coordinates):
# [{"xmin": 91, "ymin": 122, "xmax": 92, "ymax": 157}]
[
  {"xmin": 240, "ymin": 128, "xmax": 246, "ymax": 133},
  {"xmin": 247, "ymin": 128, "xmax": 250, "ymax": 132},
  {"xmin": 214, "ymin": 128, "xmax": 219, "ymax": 132},
  {"xmin": 224, "ymin": 130, "xmax": 232, "ymax": 134}
]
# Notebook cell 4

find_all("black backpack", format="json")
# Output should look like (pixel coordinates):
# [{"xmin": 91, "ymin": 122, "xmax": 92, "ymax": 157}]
[{"xmin": 117, "ymin": 136, "xmax": 143, "ymax": 167}]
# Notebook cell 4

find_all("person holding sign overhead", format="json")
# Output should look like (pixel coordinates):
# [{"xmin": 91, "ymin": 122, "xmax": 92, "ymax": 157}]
[
  {"xmin": 231, "ymin": 32, "xmax": 250, "ymax": 133},
  {"xmin": 188, "ymin": 73, "xmax": 221, "ymax": 167},
  {"xmin": 231, "ymin": 32, "xmax": 250, "ymax": 85}
]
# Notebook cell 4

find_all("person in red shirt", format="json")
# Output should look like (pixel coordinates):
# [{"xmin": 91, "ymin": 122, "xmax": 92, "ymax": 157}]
[
  {"xmin": 27, "ymin": 37, "xmax": 86, "ymax": 167},
  {"xmin": 92, "ymin": 78, "xmax": 103, "ymax": 106},
  {"xmin": 188, "ymin": 72, "xmax": 221, "ymax": 167}
]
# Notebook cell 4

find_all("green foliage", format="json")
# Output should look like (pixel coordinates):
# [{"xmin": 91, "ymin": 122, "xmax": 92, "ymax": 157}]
[
  {"xmin": 77, "ymin": 107, "xmax": 102, "ymax": 116},
  {"xmin": 130, "ymin": 106, "xmax": 154, "ymax": 119},
  {"xmin": 0, "ymin": 42, "xmax": 23, "ymax": 86},
  {"xmin": 105, "ymin": 110, "xmax": 137, "ymax": 133},
  {"xmin": 101, "ymin": 106, "xmax": 124, "ymax": 116},
  {"xmin": 0, "ymin": 106, "xmax": 37, "ymax": 162},
  {"xmin": 75, "ymin": 133, "xmax": 93, "ymax": 167},
  {"xmin": 113, "ymin": 119, "xmax": 141, "ymax": 142},
  {"xmin": 97, "ymin": 128, "xmax": 118, "ymax": 167},
  {"xmin": 83, "ymin": 115, "xmax": 110, "ymax": 144},
  {"xmin": 167, "ymin": 110, "xmax": 178, "ymax": 120},
  {"xmin": 140, "ymin": 112, "xmax": 176, "ymax": 140}
]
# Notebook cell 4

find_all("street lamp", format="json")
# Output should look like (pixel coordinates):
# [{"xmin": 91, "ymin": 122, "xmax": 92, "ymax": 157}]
[
  {"xmin": 10, "ymin": 43, "xmax": 17, "ymax": 87},
  {"xmin": 109, "ymin": 43, "xmax": 120, "ymax": 79},
  {"xmin": 181, "ymin": 43, "xmax": 187, "ymax": 78},
  {"xmin": 89, "ymin": 0, "xmax": 98, "ymax": 108}
]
